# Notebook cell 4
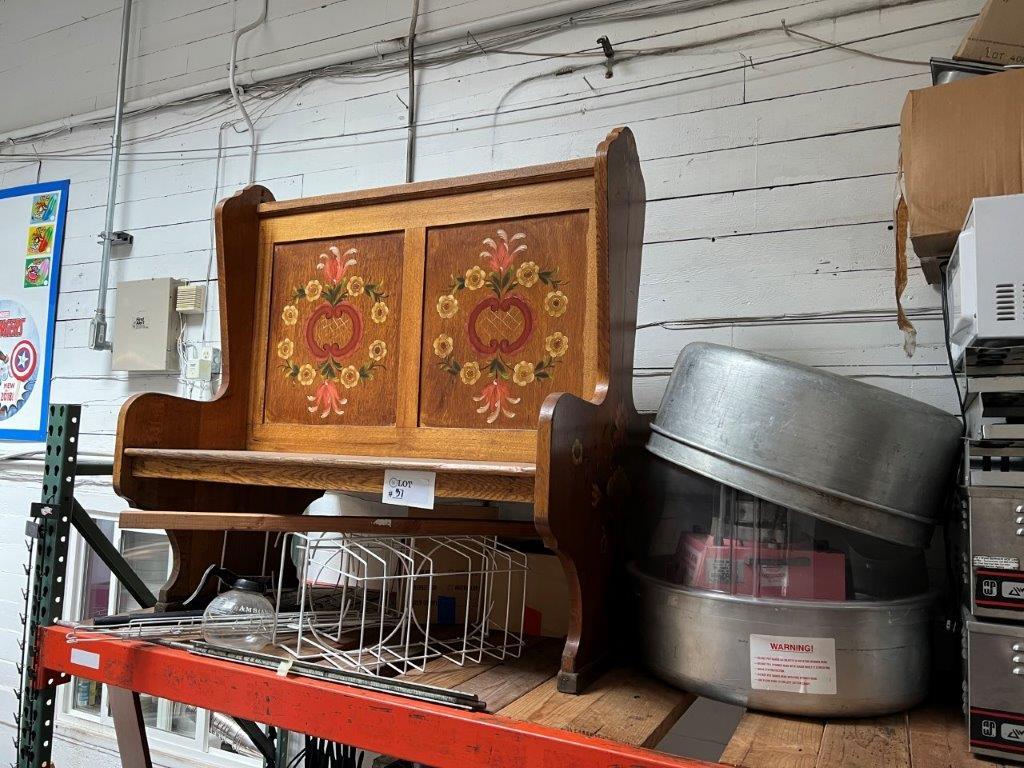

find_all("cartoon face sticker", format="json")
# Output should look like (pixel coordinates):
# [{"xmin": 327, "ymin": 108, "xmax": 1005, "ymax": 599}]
[
  {"xmin": 30, "ymin": 193, "xmax": 58, "ymax": 224},
  {"xmin": 24, "ymin": 258, "xmax": 50, "ymax": 288},
  {"xmin": 26, "ymin": 224, "xmax": 54, "ymax": 256}
]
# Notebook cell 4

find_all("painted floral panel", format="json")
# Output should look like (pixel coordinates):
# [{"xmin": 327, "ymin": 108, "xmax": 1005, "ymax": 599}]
[
  {"xmin": 419, "ymin": 212, "xmax": 588, "ymax": 429},
  {"xmin": 264, "ymin": 233, "xmax": 402, "ymax": 427}
]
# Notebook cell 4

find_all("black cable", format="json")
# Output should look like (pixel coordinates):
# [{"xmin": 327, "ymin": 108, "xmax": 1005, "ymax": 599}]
[
  {"xmin": 938, "ymin": 261, "xmax": 966, "ymax": 642},
  {"xmin": 939, "ymin": 263, "xmax": 968, "ymax": 434}
]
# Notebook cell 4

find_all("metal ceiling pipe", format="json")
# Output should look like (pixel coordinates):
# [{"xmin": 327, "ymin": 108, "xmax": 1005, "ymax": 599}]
[{"xmin": 88, "ymin": 0, "xmax": 133, "ymax": 352}]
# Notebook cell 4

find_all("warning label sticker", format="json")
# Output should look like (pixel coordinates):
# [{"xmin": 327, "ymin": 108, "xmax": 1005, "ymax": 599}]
[
  {"xmin": 973, "ymin": 555, "xmax": 1020, "ymax": 571},
  {"xmin": 749, "ymin": 634, "xmax": 837, "ymax": 695}
]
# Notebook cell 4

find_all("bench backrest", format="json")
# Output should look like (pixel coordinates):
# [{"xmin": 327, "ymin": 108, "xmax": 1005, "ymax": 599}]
[{"xmin": 244, "ymin": 149, "xmax": 618, "ymax": 465}]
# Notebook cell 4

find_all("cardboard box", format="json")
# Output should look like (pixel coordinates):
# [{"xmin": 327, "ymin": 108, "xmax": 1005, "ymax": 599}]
[
  {"xmin": 491, "ymin": 553, "xmax": 569, "ymax": 638},
  {"xmin": 900, "ymin": 69, "xmax": 1024, "ymax": 276},
  {"xmin": 955, "ymin": 0, "xmax": 1024, "ymax": 66}
]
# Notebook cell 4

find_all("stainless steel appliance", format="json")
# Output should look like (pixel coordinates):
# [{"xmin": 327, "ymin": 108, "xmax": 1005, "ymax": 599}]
[
  {"xmin": 966, "ymin": 487, "xmax": 1024, "ymax": 621},
  {"xmin": 966, "ymin": 617, "xmax": 1024, "ymax": 762}
]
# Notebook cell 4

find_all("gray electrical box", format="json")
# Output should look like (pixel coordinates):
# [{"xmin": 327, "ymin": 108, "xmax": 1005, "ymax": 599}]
[{"xmin": 112, "ymin": 277, "xmax": 184, "ymax": 371}]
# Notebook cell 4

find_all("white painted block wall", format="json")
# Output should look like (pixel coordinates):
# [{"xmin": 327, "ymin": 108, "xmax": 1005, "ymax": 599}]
[{"xmin": 0, "ymin": 0, "xmax": 978, "ymax": 764}]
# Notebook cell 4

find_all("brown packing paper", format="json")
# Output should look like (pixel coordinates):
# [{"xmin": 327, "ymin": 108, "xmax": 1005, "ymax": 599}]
[{"xmin": 894, "ymin": 193, "xmax": 917, "ymax": 356}]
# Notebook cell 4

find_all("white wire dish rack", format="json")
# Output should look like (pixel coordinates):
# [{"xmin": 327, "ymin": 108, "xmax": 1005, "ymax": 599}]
[{"xmin": 65, "ymin": 534, "xmax": 528, "ymax": 680}]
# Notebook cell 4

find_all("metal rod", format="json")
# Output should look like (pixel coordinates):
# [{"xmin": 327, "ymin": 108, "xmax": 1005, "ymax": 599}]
[
  {"xmin": 71, "ymin": 499, "xmax": 158, "ymax": 609},
  {"xmin": 89, "ymin": 0, "xmax": 133, "ymax": 352}
]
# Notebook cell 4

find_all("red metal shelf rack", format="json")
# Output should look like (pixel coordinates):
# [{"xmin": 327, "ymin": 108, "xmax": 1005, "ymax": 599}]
[{"xmin": 37, "ymin": 625, "xmax": 714, "ymax": 768}]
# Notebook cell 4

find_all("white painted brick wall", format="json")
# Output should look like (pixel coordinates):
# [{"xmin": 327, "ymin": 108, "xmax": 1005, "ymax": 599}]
[{"xmin": 0, "ymin": 0, "xmax": 980, "ymax": 763}]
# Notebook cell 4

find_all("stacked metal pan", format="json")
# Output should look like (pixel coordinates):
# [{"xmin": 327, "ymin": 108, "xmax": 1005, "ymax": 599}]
[{"xmin": 632, "ymin": 343, "xmax": 962, "ymax": 716}]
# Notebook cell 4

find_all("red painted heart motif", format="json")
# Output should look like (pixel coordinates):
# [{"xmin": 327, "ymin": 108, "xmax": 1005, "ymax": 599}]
[
  {"xmin": 466, "ymin": 295, "xmax": 534, "ymax": 355},
  {"xmin": 305, "ymin": 302, "xmax": 363, "ymax": 361}
]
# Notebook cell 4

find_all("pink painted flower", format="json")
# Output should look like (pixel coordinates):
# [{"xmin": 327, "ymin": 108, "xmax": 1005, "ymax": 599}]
[
  {"xmin": 481, "ymin": 230, "xmax": 526, "ymax": 275},
  {"xmin": 473, "ymin": 379, "xmax": 521, "ymax": 424},
  {"xmin": 307, "ymin": 379, "xmax": 347, "ymax": 418},
  {"xmin": 318, "ymin": 246, "xmax": 358, "ymax": 285}
]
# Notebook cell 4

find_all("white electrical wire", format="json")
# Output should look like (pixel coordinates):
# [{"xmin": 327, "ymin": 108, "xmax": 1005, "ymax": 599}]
[
  {"xmin": 0, "ymin": 0, "xmax": 955, "ymax": 163},
  {"xmin": 228, "ymin": 0, "xmax": 270, "ymax": 184}
]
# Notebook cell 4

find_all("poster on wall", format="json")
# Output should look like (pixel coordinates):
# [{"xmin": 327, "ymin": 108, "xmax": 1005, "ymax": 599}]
[{"xmin": 0, "ymin": 180, "xmax": 69, "ymax": 441}]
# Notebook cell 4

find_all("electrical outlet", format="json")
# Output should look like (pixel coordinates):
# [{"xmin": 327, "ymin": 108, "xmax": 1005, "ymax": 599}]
[{"xmin": 199, "ymin": 346, "xmax": 222, "ymax": 374}]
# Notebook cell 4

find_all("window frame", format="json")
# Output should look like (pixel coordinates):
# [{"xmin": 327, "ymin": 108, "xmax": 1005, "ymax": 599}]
[{"xmin": 58, "ymin": 510, "xmax": 261, "ymax": 768}]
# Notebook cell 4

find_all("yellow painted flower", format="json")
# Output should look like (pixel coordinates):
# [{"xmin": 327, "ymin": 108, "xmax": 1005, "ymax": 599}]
[
  {"xmin": 277, "ymin": 338, "xmax": 294, "ymax": 359},
  {"xmin": 371, "ymin": 301, "xmax": 389, "ymax": 324},
  {"xmin": 460, "ymin": 361, "xmax": 481, "ymax": 385},
  {"xmin": 516, "ymin": 261, "xmax": 539, "ymax": 288},
  {"xmin": 369, "ymin": 340, "xmax": 387, "ymax": 361},
  {"xmin": 282, "ymin": 304, "xmax": 299, "ymax": 326},
  {"xmin": 339, "ymin": 365, "xmax": 360, "ymax": 389},
  {"xmin": 464, "ymin": 266, "xmax": 486, "ymax": 291},
  {"xmin": 297, "ymin": 364, "xmax": 316, "ymax": 386},
  {"xmin": 545, "ymin": 332, "xmax": 569, "ymax": 358},
  {"xmin": 512, "ymin": 361, "xmax": 535, "ymax": 387},
  {"xmin": 346, "ymin": 276, "xmax": 365, "ymax": 297},
  {"xmin": 437, "ymin": 294, "xmax": 459, "ymax": 319},
  {"xmin": 433, "ymin": 334, "xmax": 454, "ymax": 358},
  {"xmin": 304, "ymin": 280, "xmax": 322, "ymax": 302},
  {"xmin": 544, "ymin": 290, "xmax": 568, "ymax": 318}
]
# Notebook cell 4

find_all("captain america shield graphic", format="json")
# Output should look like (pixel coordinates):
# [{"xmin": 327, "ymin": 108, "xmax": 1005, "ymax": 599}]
[
  {"xmin": 0, "ymin": 300, "xmax": 41, "ymax": 420},
  {"xmin": 10, "ymin": 340, "xmax": 37, "ymax": 382}
]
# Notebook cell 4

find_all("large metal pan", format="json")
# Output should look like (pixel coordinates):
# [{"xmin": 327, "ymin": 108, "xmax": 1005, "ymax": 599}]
[
  {"xmin": 647, "ymin": 343, "xmax": 962, "ymax": 547},
  {"xmin": 630, "ymin": 562, "xmax": 934, "ymax": 717}
]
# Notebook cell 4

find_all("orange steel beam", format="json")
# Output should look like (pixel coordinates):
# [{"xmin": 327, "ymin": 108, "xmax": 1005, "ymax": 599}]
[{"xmin": 37, "ymin": 626, "xmax": 714, "ymax": 768}]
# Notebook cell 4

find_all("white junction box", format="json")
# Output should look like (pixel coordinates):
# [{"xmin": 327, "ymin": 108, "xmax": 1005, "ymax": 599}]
[
  {"xmin": 112, "ymin": 277, "xmax": 184, "ymax": 372},
  {"xmin": 946, "ymin": 194, "xmax": 1024, "ymax": 362}
]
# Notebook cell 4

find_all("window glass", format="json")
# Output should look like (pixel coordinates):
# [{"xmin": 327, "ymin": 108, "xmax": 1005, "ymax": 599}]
[
  {"xmin": 116, "ymin": 531, "xmax": 170, "ymax": 613},
  {"xmin": 72, "ymin": 519, "xmax": 115, "ymax": 715},
  {"xmin": 66, "ymin": 523, "xmax": 247, "ymax": 753}
]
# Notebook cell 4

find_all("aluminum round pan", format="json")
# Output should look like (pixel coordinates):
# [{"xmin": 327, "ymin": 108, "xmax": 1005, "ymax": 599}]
[
  {"xmin": 629, "ymin": 562, "xmax": 935, "ymax": 717},
  {"xmin": 648, "ymin": 343, "xmax": 961, "ymax": 547}
]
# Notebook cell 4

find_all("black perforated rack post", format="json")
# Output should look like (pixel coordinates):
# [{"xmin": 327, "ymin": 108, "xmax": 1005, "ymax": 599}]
[
  {"xmin": 14, "ymin": 404, "xmax": 279, "ymax": 768},
  {"xmin": 15, "ymin": 404, "xmax": 80, "ymax": 768}
]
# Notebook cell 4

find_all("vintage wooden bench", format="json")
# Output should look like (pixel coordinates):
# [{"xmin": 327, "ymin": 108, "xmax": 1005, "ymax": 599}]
[{"xmin": 112, "ymin": 127, "xmax": 646, "ymax": 693}]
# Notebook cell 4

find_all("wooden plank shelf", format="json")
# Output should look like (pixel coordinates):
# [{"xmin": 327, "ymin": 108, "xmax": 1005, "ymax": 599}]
[
  {"xmin": 118, "ymin": 509, "xmax": 539, "ymax": 537},
  {"xmin": 720, "ymin": 707, "xmax": 1008, "ymax": 768},
  {"xmin": 124, "ymin": 447, "xmax": 537, "ymax": 503}
]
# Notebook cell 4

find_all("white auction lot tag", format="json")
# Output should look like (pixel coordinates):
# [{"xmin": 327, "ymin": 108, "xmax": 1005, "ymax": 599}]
[{"xmin": 382, "ymin": 469, "xmax": 436, "ymax": 510}]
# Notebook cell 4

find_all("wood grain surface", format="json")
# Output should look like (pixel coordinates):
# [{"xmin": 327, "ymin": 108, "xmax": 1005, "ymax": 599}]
[
  {"xmin": 497, "ymin": 665, "xmax": 693, "ymax": 748},
  {"xmin": 262, "ymin": 232, "xmax": 404, "ymax": 427},
  {"xmin": 419, "ymin": 211, "xmax": 590, "ymax": 429},
  {"xmin": 720, "ymin": 708, "xmax": 1007, "ymax": 768},
  {"xmin": 533, "ymin": 127, "xmax": 647, "ymax": 693},
  {"xmin": 118, "ymin": 509, "xmax": 538, "ymax": 537}
]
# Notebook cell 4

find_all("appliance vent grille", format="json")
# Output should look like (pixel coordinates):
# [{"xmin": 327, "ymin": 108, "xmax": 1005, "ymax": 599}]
[{"xmin": 995, "ymin": 283, "xmax": 1017, "ymax": 321}]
